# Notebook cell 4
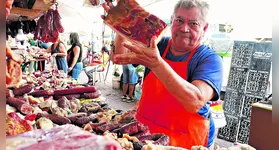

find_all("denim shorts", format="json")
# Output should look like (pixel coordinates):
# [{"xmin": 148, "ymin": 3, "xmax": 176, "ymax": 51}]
[
  {"xmin": 122, "ymin": 64, "xmax": 138, "ymax": 84},
  {"xmin": 69, "ymin": 62, "xmax": 83, "ymax": 80}
]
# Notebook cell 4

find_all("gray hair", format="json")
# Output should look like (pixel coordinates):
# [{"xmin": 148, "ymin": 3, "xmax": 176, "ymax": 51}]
[
  {"xmin": 173, "ymin": 0, "xmax": 210, "ymax": 23},
  {"xmin": 69, "ymin": 32, "xmax": 80, "ymax": 44}
]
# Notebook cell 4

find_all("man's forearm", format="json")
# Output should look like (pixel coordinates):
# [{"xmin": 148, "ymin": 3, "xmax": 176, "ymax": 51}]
[{"xmin": 151, "ymin": 59, "xmax": 205, "ymax": 113}]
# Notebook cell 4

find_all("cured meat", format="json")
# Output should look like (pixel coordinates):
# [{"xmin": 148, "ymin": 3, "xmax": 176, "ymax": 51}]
[
  {"xmin": 12, "ymin": 84, "xmax": 33, "ymax": 96},
  {"xmin": 82, "ymin": 90, "xmax": 102, "ymax": 99},
  {"xmin": 53, "ymin": 86, "xmax": 97, "ymax": 96},
  {"xmin": 95, "ymin": 122, "xmax": 121, "ymax": 133},
  {"xmin": 6, "ymin": 97, "xmax": 33, "ymax": 115},
  {"xmin": 117, "ymin": 121, "xmax": 148, "ymax": 136},
  {"xmin": 6, "ymin": 0, "xmax": 14, "ymax": 8},
  {"xmin": 53, "ymin": 9, "xmax": 64, "ymax": 33},
  {"xmin": 6, "ymin": 124, "xmax": 122, "ymax": 150},
  {"xmin": 6, "ymin": 112, "xmax": 33, "ymax": 136},
  {"xmin": 68, "ymin": 116, "xmax": 98, "ymax": 127},
  {"xmin": 54, "ymin": 94, "xmax": 80, "ymax": 100},
  {"xmin": 36, "ymin": 113, "xmax": 71, "ymax": 125},
  {"xmin": 103, "ymin": 0, "xmax": 168, "ymax": 47},
  {"xmin": 139, "ymin": 134, "xmax": 170, "ymax": 146},
  {"xmin": 34, "ymin": 7, "xmax": 64, "ymax": 42},
  {"xmin": 131, "ymin": 130, "xmax": 151, "ymax": 139},
  {"xmin": 7, "ymin": 20, "xmax": 37, "ymax": 37},
  {"xmin": 6, "ymin": 89, "xmax": 14, "ymax": 97},
  {"xmin": 6, "ymin": 46, "xmax": 22, "ymax": 87},
  {"xmin": 6, "ymin": 0, "xmax": 14, "ymax": 19},
  {"xmin": 29, "ymin": 89, "xmax": 54, "ymax": 97},
  {"xmin": 44, "ymin": 9, "xmax": 52, "ymax": 34}
]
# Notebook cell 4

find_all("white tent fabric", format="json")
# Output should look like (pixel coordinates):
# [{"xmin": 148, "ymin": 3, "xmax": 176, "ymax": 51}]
[
  {"xmin": 57, "ymin": 0, "xmax": 104, "ymax": 33},
  {"xmin": 56, "ymin": 0, "xmax": 271, "ymax": 39}
]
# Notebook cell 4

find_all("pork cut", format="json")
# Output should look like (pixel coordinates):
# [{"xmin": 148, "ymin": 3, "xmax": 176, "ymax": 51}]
[
  {"xmin": 103, "ymin": 0, "xmax": 168, "ymax": 48},
  {"xmin": 6, "ymin": 124, "xmax": 122, "ymax": 150}
]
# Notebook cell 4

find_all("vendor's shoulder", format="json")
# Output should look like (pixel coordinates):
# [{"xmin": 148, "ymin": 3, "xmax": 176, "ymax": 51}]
[
  {"xmin": 198, "ymin": 45, "xmax": 220, "ymax": 56},
  {"xmin": 195, "ymin": 45, "xmax": 222, "ymax": 61}
]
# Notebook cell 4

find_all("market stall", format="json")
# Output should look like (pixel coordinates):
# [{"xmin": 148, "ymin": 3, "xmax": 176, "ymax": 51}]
[{"xmin": 6, "ymin": 0, "xmax": 175, "ymax": 149}]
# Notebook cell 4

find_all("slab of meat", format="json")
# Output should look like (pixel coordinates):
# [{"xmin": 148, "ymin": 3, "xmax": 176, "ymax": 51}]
[
  {"xmin": 6, "ymin": 58, "xmax": 22, "ymax": 87},
  {"xmin": 6, "ymin": 124, "xmax": 122, "ymax": 150},
  {"xmin": 6, "ymin": 0, "xmax": 23, "ymax": 87},
  {"xmin": 103, "ymin": 0, "xmax": 168, "ymax": 47},
  {"xmin": 6, "ymin": 46, "xmax": 22, "ymax": 87},
  {"xmin": 6, "ymin": 112, "xmax": 33, "ymax": 136}
]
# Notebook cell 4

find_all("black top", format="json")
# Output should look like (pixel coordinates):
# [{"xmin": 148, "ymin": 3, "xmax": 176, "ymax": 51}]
[{"xmin": 67, "ymin": 42, "xmax": 83, "ymax": 66}]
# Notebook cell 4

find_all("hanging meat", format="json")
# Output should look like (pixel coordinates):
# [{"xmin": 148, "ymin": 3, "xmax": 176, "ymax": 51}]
[
  {"xmin": 34, "ymin": 5, "xmax": 64, "ymax": 43},
  {"xmin": 6, "ymin": 20, "xmax": 37, "ymax": 38},
  {"xmin": 6, "ymin": 0, "xmax": 23, "ymax": 87},
  {"xmin": 6, "ymin": 0, "xmax": 14, "ymax": 17}
]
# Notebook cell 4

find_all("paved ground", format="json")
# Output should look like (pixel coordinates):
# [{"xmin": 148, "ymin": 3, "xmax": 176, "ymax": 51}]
[{"xmin": 78, "ymin": 62, "xmax": 232, "ymax": 148}]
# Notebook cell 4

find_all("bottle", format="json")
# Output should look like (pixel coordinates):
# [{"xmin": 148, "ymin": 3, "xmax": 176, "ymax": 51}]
[{"xmin": 135, "ymin": 80, "xmax": 142, "ymax": 101}]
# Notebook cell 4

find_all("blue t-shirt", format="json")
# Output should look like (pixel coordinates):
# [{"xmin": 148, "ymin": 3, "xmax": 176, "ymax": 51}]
[{"xmin": 144, "ymin": 37, "xmax": 223, "ymax": 147}]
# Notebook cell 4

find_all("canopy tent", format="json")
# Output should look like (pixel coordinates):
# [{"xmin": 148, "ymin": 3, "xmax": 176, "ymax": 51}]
[{"xmin": 55, "ymin": 0, "xmax": 271, "ymax": 41}]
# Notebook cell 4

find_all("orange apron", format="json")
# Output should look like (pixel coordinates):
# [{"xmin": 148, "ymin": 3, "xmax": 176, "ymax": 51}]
[{"xmin": 136, "ymin": 39, "xmax": 210, "ymax": 149}]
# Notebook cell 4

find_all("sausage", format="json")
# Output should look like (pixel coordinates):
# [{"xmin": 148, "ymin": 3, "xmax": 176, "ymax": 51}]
[
  {"xmin": 6, "ymin": 89, "xmax": 14, "ymax": 97},
  {"xmin": 139, "ymin": 134, "xmax": 170, "ymax": 146},
  {"xmin": 68, "ymin": 116, "xmax": 98, "ymax": 127},
  {"xmin": 15, "ymin": 96, "xmax": 28, "ymax": 102},
  {"xmin": 89, "ymin": 122, "xmax": 107, "ymax": 130},
  {"xmin": 82, "ymin": 90, "xmax": 101, "ymax": 99},
  {"xmin": 131, "ymin": 130, "xmax": 151, "ymax": 139},
  {"xmin": 57, "ymin": 96, "xmax": 69, "ymax": 109},
  {"xmin": 12, "ymin": 84, "xmax": 33, "ymax": 96},
  {"xmin": 36, "ymin": 113, "xmax": 71, "ymax": 125},
  {"xmin": 29, "ymin": 89, "xmax": 54, "ymax": 97},
  {"xmin": 95, "ymin": 122, "xmax": 121, "ymax": 133},
  {"xmin": 152, "ymin": 134, "xmax": 170, "ymax": 146},
  {"xmin": 54, "ymin": 94, "xmax": 80, "ymax": 100},
  {"xmin": 6, "ymin": 97, "xmax": 33, "ymax": 115},
  {"xmin": 53, "ymin": 86, "xmax": 97, "ymax": 96},
  {"xmin": 118, "ymin": 121, "xmax": 146, "ymax": 135}
]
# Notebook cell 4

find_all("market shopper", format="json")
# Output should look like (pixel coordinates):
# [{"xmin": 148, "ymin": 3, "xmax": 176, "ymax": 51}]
[
  {"xmin": 102, "ymin": 0, "xmax": 223, "ymax": 149},
  {"xmin": 84, "ymin": 46, "xmax": 110, "ymax": 84},
  {"xmin": 45, "ymin": 38, "xmax": 68, "ymax": 73},
  {"xmin": 38, "ymin": 40, "xmax": 51, "ymax": 71},
  {"xmin": 121, "ymin": 64, "xmax": 138, "ymax": 103},
  {"xmin": 67, "ymin": 32, "xmax": 83, "ymax": 80}
]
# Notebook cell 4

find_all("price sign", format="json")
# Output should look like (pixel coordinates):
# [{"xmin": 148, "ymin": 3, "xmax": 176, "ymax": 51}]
[{"xmin": 218, "ymin": 41, "xmax": 272, "ymax": 143}]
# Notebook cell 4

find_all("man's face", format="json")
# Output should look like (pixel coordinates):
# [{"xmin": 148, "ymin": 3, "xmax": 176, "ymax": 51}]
[{"xmin": 170, "ymin": 7, "xmax": 208, "ymax": 52}]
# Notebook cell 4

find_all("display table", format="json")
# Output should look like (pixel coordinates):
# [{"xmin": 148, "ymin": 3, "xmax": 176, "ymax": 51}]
[{"xmin": 248, "ymin": 102, "xmax": 272, "ymax": 150}]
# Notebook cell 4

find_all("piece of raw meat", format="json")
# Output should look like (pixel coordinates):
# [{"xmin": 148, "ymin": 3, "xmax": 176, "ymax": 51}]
[
  {"xmin": 103, "ymin": 0, "xmax": 168, "ymax": 47},
  {"xmin": 6, "ymin": 124, "xmax": 122, "ymax": 150}
]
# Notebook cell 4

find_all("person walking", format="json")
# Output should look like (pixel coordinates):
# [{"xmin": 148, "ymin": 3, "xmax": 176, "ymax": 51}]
[
  {"xmin": 121, "ymin": 64, "xmax": 138, "ymax": 103},
  {"xmin": 45, "ymin": 37, "xmax": 68, "ymax": 73}
]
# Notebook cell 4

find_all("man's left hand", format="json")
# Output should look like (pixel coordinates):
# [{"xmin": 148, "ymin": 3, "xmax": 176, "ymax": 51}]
[{"xmin": 112, "ymin": 36, "xmax": 162, "ymax": 70}]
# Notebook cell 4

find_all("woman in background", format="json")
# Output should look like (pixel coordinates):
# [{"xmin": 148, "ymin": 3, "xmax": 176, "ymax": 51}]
[
  {"xmin": 67, "ymin": 32, "xmax": 83, "ymax": 80},
  {"xmin": 45, "ymin": 37, "xmax": 68, "ymax": 73}
]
